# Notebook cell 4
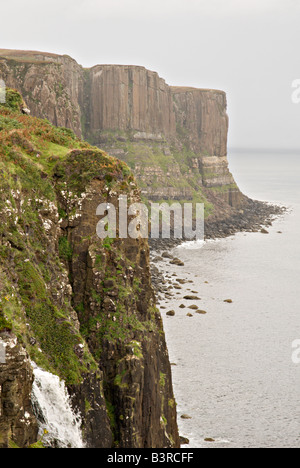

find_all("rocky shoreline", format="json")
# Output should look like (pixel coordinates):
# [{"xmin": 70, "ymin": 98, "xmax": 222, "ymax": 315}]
[
  {"xmin": 149, "ymin": 198, "xmax": 287, "ymax": 301},
  {"xmin": 149, "ymin": 198, "xmax": 287, "ymax": 251}
]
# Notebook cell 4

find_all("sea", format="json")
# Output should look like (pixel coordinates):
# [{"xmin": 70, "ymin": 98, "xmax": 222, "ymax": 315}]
[{"xmin": 158, "ymin": 151, "xmax": 300, "ymax": 448}]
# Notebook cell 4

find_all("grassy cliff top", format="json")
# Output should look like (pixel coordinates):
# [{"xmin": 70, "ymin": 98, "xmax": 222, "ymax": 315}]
[
  {"xmin": 0, "ymin": 88, "xmax": 132, "ymax": 186},
  {"xmin": 0, "ymin": 49, "xmax": 74, "ymax": 64},
  {"xmin": 171, "ymin": 86, "xmax": 226, "ymax": 95}
]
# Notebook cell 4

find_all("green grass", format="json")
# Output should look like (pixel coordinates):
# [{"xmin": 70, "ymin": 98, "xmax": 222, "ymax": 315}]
[
  {"xmin": 114, "ymin": 370, "xmax": 129, "ymax": 389},
  {"xmin": 0, "ymin": 88, "xmax": 24, "ymax": 111},
  {"xmin": 96, "ymin": 133, "xmax": 216, "ymax": 217},
  {"xmin": 58, "ymin": 236, "xmax": 73, "ymax": 262}
]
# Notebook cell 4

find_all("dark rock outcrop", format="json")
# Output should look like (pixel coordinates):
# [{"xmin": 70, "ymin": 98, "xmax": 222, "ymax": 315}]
[{"xmin": 0, "ymin": 332, "xmax": 38, "ymax": 448}]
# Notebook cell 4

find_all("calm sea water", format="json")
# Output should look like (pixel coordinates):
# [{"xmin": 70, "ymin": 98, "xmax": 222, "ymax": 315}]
[{"xmin": 159, "ymin": 151, "xmax": 300, "ymax": 448}]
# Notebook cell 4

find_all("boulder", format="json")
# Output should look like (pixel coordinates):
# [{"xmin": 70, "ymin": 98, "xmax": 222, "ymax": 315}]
[
  {"xmin": 170, "ymin": 258, "xmax": 185, "ymax": 266},
  {"xmin": 184, "ymin": 295, "xmax": 201, "ymax": 301},
  {"xmin": 166, "ymin": 310, "xmax": 175, "ymax": 317},
  {"xmin": 181, "ymin": 414, "xmax": 192, "ymax": 420}
]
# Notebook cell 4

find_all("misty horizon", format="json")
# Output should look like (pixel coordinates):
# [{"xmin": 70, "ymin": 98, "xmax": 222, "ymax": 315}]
[
  {"xmin": 1, "ymin": 0, "xmax": 300, "ymax": 150},
  {"xmin": 229, "ymin": 147, "xmax": 300, "ymax": 153}
]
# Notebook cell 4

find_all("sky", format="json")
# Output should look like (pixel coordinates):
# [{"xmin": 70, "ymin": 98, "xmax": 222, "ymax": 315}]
[{"xmin": 1, "ymin": 0, "xmax": 300, "ymax": 150}]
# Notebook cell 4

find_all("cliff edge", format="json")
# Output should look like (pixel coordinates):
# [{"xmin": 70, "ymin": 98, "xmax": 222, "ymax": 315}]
[{"xmin": 0, "ymin": 89, "xmax": 179, "ymax": 448}]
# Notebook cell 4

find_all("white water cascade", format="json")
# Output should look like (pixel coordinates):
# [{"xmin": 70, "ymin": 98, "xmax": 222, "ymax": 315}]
[{"xmin": 31, "ymin": 363, "xmax": 85, "ymax": 448}]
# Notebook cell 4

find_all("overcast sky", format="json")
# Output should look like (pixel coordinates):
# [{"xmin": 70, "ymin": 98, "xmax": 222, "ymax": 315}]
[{"xmin": 1, "ymin": 0, "xmax": 300, "ymax": 150}]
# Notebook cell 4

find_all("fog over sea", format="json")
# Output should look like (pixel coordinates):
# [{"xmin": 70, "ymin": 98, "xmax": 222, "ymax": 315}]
[{"xmin": 159, "ymin": 151, "xmax": 300, "ymax": 448}]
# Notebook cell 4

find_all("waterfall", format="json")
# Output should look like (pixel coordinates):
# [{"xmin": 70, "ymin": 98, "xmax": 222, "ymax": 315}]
[{"xmin": 31, "ymin": 362, "xmax": 85, "ymax": 448}]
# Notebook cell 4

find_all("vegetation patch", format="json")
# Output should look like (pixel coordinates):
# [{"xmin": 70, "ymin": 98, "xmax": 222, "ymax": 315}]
[
  {"xmin": 58, "ymin": 236, "xmax": 73, "ymax": 262},
  {"xmin": 54, "ymin": 149, "xmax": 134, "ymax": 196}
]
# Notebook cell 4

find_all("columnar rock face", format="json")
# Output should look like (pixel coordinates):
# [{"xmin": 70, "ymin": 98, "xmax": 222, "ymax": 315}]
[
  {"xmin": 84, "ymin": 65, "xmax": 176, "ymax": 141},
  {"xmin": 171, "ymin": 87, "xmax": 237, "ymax": 197},
  {"xmin": 0, "ymin": 49, "xmax": 244, "ymax": 211},
  {"xmin": 171, "ymin": 87, "xmax": 229, "ymax": 156}
]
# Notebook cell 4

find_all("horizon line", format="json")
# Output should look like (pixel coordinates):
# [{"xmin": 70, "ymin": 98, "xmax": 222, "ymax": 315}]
[{"xmin": 228, "ymin": 147, "xmax": 300, "ymax": 154}]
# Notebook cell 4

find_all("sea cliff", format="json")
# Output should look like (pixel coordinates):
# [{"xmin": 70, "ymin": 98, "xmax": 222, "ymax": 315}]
[
  {"xmin": 0, "ymin": 50, "xmax": 243, "ymax": 215},
  {"xmin": 0, "ymin": 89, "xmax": 179, "ymax": 448},
  {"xmin": 0, "ymin": 49, "xmax": 283, "ymax": 448}
]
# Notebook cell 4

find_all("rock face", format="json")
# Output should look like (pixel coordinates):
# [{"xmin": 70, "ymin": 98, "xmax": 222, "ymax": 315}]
[
  {"xmin": 0, "ymin": 50, "xmax": 83, "ymax": 135},
  {"xmin": 0, "ymin": 93, "xmax": 179, "ymax": 448},
  {"xmin": 0, "ymin": 332, "xmax": 38, "ymax": 448},
  {"xmin": 172, "ymin": 87, "xmax": 228, "ymax": 156},
  {"xmin": 57, "ymin": 162, "xmax": 178, "ymax": 448},
  {"xmin": 84, "ymin": 65, "xmax": 176, "ymax": 140},
  {"xmin": 0, "ymin": 49, "xmax": 244, "ymax": 213}
]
